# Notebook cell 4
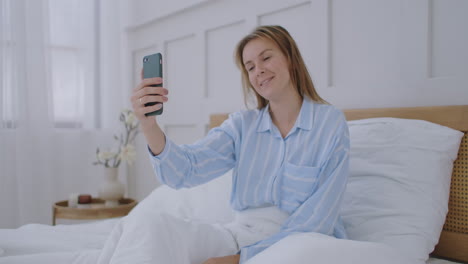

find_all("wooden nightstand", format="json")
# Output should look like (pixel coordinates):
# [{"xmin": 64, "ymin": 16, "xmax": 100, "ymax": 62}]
[{"xmin": 52, "ymin": 198, "xmax": 137, "ymax": 225}]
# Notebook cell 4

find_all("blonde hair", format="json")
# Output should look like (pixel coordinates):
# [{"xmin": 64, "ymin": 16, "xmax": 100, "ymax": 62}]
[{"xmin": 235, "ymin": 25, "xmax": 327, "ymax": 109}]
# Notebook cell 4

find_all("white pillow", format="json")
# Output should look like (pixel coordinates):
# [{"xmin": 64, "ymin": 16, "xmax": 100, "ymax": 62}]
[
  {"xmin": 130, "ymin": 170, "xmax": 234, "ymax": 224},
  {"xmin": 341, "ymin": 118, "xmax": 463, "ymax": 263}
]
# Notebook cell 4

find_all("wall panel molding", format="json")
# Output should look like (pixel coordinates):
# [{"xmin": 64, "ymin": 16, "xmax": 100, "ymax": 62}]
[
  {"xmin": 205, "ymin": 19, "xmax": 246, "ymax": 36},
  {"xmin": 427, "ymin": 0, "xmax": 468, "ymax": 80},
  {"xmin": 163, "ymin": 34, "xmax": 196, "ymax": 88},
  {"xmin": 161, "ymin": 34, "xmax": 202, "ymax": 127},
  {"xmin": 257, "ymin": 1, "xmax": 311, "ymax": 22},
  {"xmin": 125, "ymin": 0, "xmax": 216, "ymax": 33},
  {"xmin": 204, "ymin": 20, "xmax": 245, "ymax": 98},
  {"xmin": 427, "ymin": 0, "xmax": 434, "ymax": 79},
  {"xmin": 164, "ymin": 124, "xmax": 199, "ymax": 145},
  {"xmin": 164, "ymin": 34, "xmax": 197, "ymax": 46},
  {"xmin": 327, "ymin": 0, "xmax": 334, "ymax": 87}
]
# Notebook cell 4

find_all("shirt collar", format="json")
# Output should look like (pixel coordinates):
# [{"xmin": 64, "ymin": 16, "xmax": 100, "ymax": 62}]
[
  {"xmin": 296, "ymin": 97, "xmax": 314, "ymax": 131},
  {"xmin": 256, "ymin": 97, "xmax": 314, "ymax": 133},
  {"xmin": 256, "ymin": 104, "xmax": 272, "ymax": 132}
]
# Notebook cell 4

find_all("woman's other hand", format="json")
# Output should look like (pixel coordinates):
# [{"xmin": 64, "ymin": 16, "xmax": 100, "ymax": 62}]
[{"xmin": 202, "ymin": 254, "xmax": 240, "ymax": 264}]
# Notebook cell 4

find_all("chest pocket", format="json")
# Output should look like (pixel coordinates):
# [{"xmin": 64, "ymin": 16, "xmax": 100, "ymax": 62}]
[{"xmin": 280, "ymin": 162, "xmax": 321, "ymax": 202}]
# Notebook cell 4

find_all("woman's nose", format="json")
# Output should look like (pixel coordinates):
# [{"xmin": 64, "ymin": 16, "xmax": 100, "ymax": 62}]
[{"xmin": 256, "ymin": 66, "xmax": 265, "ymax": 76}]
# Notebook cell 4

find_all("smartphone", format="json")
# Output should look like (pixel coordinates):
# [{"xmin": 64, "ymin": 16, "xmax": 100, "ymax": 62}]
[{"xmin": 142, "ymin": 53, "xmax": 163, "ymax": 116}]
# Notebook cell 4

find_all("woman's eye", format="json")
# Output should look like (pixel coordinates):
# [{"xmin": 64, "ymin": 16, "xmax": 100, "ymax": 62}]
[
  {"xmin": 264, "ymin": 56, "xmax": 270, "ymax": 61},
  {"xmin": 248, "ymin": 66, "xmax": 254, "ymax": 72}
]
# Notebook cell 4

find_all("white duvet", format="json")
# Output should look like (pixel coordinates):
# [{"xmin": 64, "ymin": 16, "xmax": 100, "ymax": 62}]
[
  {"xmin": 0, "ymin": 218, "xmax": 413, "ymax": 264},
  {"xmin": 0, "ymin": 175, "xmax": 447, "ymax": 264},
  {"xmin": 0, "ymin": 216, "xmax": 451, "ymax": 264}
]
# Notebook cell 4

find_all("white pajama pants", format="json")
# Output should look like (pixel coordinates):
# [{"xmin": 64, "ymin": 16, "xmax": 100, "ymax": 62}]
[{"xmin": 98, "ymin": 207, "xmax": 288, "ymax": 264}]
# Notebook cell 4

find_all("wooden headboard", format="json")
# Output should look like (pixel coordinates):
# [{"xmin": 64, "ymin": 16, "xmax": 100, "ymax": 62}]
[{"xmin": 209, "ymin": 105, "xmax": 468, "ymax": 263}]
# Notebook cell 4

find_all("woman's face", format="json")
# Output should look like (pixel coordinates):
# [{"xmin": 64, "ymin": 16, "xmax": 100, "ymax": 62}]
[{"xmin": 242, "ymin": 37, "xmax": 293, "ymax": 103}]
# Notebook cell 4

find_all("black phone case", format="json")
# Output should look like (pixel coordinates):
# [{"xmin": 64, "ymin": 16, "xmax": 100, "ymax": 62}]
[{"xmin": 142, "ymin": 53, "xmax": 163, "ymax": 116}]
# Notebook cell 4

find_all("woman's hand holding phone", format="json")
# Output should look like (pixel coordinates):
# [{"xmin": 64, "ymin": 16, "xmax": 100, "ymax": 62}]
[
  {"xmin": 131, "ymin": 76, "xmax": 168, "ymax": 123},
  {"xmin": 129, "ymin": 52, "xmax": 167, "ymax": 156},
  {"xmin": 130, "ymin": 76, "xmax": 169, "ymax": 156}
]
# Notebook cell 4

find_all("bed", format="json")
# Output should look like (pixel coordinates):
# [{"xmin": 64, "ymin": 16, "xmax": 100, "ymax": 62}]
[{"xmin": 0, "ymin": 105, "xmax": 467, "ymax": 264}]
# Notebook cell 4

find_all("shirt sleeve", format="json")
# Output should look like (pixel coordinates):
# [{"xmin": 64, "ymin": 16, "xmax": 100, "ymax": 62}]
[
  {"xmin": 148, "ymin": 113, "xmax": 241, "ymax": 189},
  {"xmin": 239, "ymin": 117, "xmax": 350, "ymax": 263}
]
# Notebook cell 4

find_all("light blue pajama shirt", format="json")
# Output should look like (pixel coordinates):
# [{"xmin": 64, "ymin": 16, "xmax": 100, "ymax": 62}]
[{"xmin": 149, "ymin": 98, "xmax": 350, "ymax": 263}]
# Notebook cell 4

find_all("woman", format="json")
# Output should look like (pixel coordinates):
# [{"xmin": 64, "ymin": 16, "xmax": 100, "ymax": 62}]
[{"xmin": 130, "ymin": 25, "xmax": 349, "ymax": 264}]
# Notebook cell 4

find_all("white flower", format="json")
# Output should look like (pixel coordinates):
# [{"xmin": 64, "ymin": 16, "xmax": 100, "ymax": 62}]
[
  {"xmin": 119, "ymin": 145, "xmax": 136, "ymax": 164},
  {"xmin": 125, "ymin": 112, "xmax": 136, "ymax": 126},
  {"xmin": 94, "ymin": 109, "xmax": 139, "ymax": 168}
]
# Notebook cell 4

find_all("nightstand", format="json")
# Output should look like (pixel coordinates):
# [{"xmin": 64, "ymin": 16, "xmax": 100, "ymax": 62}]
[{"xmin": 52, "ymin": 198, "xmax": 137, "ymax": 225}]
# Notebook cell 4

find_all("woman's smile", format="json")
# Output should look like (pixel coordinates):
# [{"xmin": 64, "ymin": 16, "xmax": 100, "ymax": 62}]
[{"xmin": 259, "ymin": 76, "xmax": 274, "ymax": 87}]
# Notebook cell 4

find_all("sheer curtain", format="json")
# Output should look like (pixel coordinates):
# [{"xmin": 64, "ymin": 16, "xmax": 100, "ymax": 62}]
[{"xmin": 0, "ymin": 0, "xmax": 106, "ymax": 228}]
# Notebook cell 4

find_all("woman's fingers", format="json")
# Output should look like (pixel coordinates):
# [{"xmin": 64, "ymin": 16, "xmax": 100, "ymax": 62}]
[
  {"xmin": 130, "ymin": 76, "xmax": 168, "ymax": 120},
  {"xmin": 141, "ymin": 102, "xmax": 163, "ymax": 115},
  {"xmin": 131, "ymin": 87, "xmax": 168, "ymax": 106},
  {"xmin": 131, "ymin": 91, "xmax": 168, "ymax": 119},
  {"xmin": 133, "ymin": 77, "xmax": 163, "ymax": 92},
  {"xmin": 138, "ymin": 95, "xmax": 168, "ymax": 106},
  {"xmin": 132, "ymin": 99, "xmax": 163, "ymax": 118},
  {"xmin": 132, "ymin": 87, "xmax": 168, "ymax": 107},
  {"xmin": 133, "ymin": 86, "xmax": 168, "ymax": 99},
  {"xmin": 202, "ymin": 255, "xmax": 240, "ymax": 264}
]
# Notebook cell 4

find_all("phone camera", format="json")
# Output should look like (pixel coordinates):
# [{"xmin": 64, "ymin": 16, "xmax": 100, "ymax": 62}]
[{"xmin": 143, "ymin": 57, "xmax": 148, "ymax": 62}]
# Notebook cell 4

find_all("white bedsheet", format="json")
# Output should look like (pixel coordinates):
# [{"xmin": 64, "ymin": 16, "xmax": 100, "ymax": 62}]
[
  {"xmin": 0, "ymin": 219, "xmax": 114, "ymax": 263},
  {"xmin": 0, "ymin": 216, "xmax": 458, "ymax": 264}
]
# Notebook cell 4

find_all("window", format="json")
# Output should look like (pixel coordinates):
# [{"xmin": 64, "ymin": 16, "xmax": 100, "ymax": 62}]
[
  {"xmin": 0, "ymin": 0, "xmax": 18, "ymax": 129},
  {"xmin": 0, "ymin": 0, "xmax": 99, "ymax": 130},
  {"xmin": 48, "ymin": 0, "xmax": 98, "ymax": 128}
]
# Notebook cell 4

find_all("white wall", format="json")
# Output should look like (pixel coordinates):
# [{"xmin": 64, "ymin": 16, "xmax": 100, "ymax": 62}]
[{"xmin": 121, "ymin": 0, "xmax": 468, "ymax": 200}]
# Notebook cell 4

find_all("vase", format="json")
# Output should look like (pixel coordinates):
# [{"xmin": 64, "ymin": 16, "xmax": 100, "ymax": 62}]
[{"xmin": 98, "ymin": 167, "xmax": 125, "ymax": 207}]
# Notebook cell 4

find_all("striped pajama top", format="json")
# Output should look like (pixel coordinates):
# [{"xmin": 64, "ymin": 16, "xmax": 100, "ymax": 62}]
[{"xmin": 150, "ymin": 98, "xmax": 350, "ymax": 263}]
